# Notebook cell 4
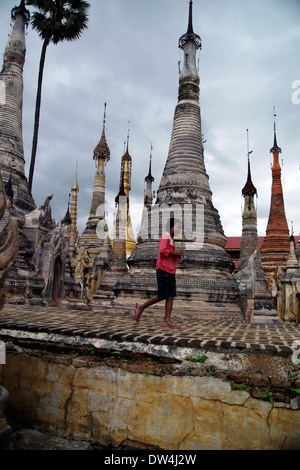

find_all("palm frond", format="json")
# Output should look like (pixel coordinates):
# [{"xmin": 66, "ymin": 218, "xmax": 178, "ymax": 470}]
[{"xmin": 27, "ymin": 0, "xmax": 90, "ymax": 43}]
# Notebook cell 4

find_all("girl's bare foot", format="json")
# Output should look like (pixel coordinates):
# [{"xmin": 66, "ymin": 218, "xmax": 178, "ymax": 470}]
[{"xmin": 162, "ymin": 323, "xmax": 181, "ymax": 329}]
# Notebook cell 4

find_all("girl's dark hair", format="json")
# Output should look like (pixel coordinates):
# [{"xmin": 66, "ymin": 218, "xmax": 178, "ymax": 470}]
[{"xmin": 167, "ymin": 217, "xmax": 181, "ymax": 231}]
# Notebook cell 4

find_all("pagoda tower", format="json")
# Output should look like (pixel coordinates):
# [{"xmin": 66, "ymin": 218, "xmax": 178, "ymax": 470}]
[
  {"xmin": 239, "ymin": 132, "xmax": 259, "ymax": 272},
  {"xmin": 79, "ymin": 104, "xmax": 110, "ymax": 252},
  {"xmin": 111, "ymin": 131, "xmax": 136, "ymax": 256},
  {"xmin": 94, "ymin": 173, "xmax": 129, "ymax": 299},
  {"xmin": 0, "ymin": 1, "xmax": 35, "ymax": 216},
  {"xmin": 75, "ymin": 104, "xmax": 111, "ymax": 303},
  {"xmin": 238, "ymin": 131, "xmax": 277, "ymax": 318},
  {"xmin": 260, "ymin": 111, "xmax": 290, "ymax": 290},
  {"xmin": 68, "ymin": 163, "xmax": 79, "ymax": 256},
  {"xmin": 136, "ymin": 146, "xmax": 155, "ymax": 245},
  {"xmin": 144, "ymin": 145, "xmax": 155, "ymax": 211},
  {"xmin": 111, "ymin": 1, "xmax": 241, "ymax": 320}
]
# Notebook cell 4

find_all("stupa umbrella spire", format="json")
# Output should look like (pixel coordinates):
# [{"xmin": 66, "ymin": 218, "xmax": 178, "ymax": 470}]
[
  {"xmin": 242, "ymin": 130, "xmax": 257, "ymax": 203},
  {"xmin": 144, "ymin": 144, "xmax": 155, "ymax": 211},
  {"xmin": 179, "ymin": 0, "xmax": 202, "ymax": 50},
  {"xmin": 261, "ymin": 110, "xmax": 290, "ymax": 285}
]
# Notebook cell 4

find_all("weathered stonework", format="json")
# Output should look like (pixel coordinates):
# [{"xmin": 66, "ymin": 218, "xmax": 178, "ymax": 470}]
[
  {"xmin": 94, "ymin": 183, "xmax": 128, "ymax": 298},
  {"xmin": 261, "ymin": 130, "xmax": 290, "ymax": 296},
  {"xmin": 110, "ymin": 2, "xmax": 241, "ymax": 320},
  {"xmin": 237, "ymin": 155, "xmax": 278, "ymax": 323},
  {"xmin": 296, "ymin": 238, "xmax": 300, "ymax": 266},
  {"xmin": 2, "ymin": 343, "xmax": 300, "ymax": 450},
  {"xmin": 0, "ymin": 170, "xmax": 19, "ymax": 449},
  {"xmin": 0, "ymin": 2, "xmax": 35, "ymax": 217},
  {"xmin": 278, "ymin": 236, "xmax": 300, "ymax": 323},
  {"xmin": 74, "ymin": 107, "xmax": 111, "ymax": 303}
]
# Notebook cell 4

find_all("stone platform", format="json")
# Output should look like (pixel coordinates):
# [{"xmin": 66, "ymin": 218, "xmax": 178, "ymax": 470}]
[
  {"xmin": 1, "ymin": 304, "xmax": 300, "ymax": 451},
  {"xmin": 0, "ymin": 304, "xmax": 299, "ymax": 357}
]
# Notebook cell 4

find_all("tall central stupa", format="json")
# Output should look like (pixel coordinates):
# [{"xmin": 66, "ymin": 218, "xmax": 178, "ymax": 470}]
[{"xmin": 109, "ymin": 1, "xmax": 241, "ymax": 319}]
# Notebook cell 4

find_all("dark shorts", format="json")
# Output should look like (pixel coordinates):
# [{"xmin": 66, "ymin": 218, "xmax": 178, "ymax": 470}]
[{"xmin": 156, "ymin": 269, "xmax": 177, "ymax": 300}]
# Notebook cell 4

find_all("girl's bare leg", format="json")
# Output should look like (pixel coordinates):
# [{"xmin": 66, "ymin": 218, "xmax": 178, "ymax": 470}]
[
  {"xmin": 137, "ymin": 296, "xmax": 161, "ymax": 316},
  {"xmin": 163, "ymin": 297, "xmax": 181, "ymax": 328},
  {"xmin": 163, "ymin": 296, "xmax": 173, "ymax": 325}
]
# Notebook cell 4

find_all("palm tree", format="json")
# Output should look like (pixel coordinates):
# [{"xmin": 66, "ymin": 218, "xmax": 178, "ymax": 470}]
[{"xmin": 27, "ymin": 0, "xmax": 90, "ymax": 193}]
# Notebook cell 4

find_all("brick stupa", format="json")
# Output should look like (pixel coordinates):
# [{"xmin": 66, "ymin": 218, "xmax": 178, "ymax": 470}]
[
  {"xmin": 238, "ymin": 133, "xmax": 278, "ymax": 322},
  {"xmin": 260, "ymin": 115, "xmax": 290, "ymax": 289}
]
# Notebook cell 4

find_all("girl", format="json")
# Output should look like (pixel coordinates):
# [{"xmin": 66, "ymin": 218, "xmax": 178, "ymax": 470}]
[{"xmin": 134, "ymin": 218, "xmax": 183, "ymax": 328}]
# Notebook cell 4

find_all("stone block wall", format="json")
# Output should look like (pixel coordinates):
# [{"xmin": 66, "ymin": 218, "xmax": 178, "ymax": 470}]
[{"xmin": 2, "ymin": 348, "xmax": 300, "ymax": 450}]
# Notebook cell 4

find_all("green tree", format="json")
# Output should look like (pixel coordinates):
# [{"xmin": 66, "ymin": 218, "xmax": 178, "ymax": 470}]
[{"xmin": 27, "ymin": 0, "xmax": 90, "ymax": 193}]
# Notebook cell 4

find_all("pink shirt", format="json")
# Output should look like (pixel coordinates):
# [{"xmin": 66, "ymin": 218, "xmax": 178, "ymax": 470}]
[{"xmin": 156, "ymin": 232, "xmax": 182, "ymax": 274}]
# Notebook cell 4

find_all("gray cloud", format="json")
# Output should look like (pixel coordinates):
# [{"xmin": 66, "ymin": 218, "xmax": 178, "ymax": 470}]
[{"xmin": 0, "ymin": 0, "xmax": 299, "ymax": 239}]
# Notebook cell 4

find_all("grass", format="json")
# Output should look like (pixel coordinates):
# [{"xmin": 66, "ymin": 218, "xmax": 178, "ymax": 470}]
[{"xmin": 184, "ymin": 355, "xmax": 208, "ymax": 363}]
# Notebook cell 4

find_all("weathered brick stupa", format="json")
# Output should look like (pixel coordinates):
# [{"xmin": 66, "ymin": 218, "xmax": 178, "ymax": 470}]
[
  {"xmin": 0, "ymin": 1, "xmax": 35, "ymax": 217},
  {"xmin": 236, "ymin": 133, "xmax": 278, "ymax": 323},
  {"xmin": 109, "ymin": 1, "xmax": 242, "ymax": 320},
  {"xmin": 93, "ymin": 174, "xmax": 129, "ymax": 302},
  {"xmin": 74, "ymin": 105, "xmax": 111, "ymax": 303},
  {"xmin": 260, "ymin": 114, "xmax": 290, "ymax": 297}
]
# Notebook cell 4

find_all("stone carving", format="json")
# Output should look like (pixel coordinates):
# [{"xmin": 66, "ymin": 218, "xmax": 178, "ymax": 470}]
[
  {"xmin": 278, "ymin": 236, "xmax": 300, "ymax": 323},
  {"xmin": 0, "ymin": 173, "xmax": 20, "ymax": 309},
  {"xmin": 0, "ymin": 171, "xmax": 19, "ymax": 450}
]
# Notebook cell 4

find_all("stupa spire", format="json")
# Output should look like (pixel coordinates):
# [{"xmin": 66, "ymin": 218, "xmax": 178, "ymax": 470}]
[
  {"xmin": 144, "ymin": 144, "xmax": 155, "ymax": 211},
  {"xmin": 0, "ymin": 0, "xmax": 35, "ymax": 215},
  {"xmin": 179, "ymin": 1, "xmax": 202, "ymax": 50},
  {"xmin": 261, "ymin": 110, "xmax": 290, "ymax": 276},
  {"xmin": 239, "ymin": 131, "xmax": 259, "ymax": 271},
  {"xmin": 69, "ymin": 161, "xmax": 79, "ymax": 247},
  {"xmin": 242, "ymin": 130, "xmax": 257, "ymax": 199},
  {"xmin": 270, "ymin": 107, "xmax": 282, "ymax": 154},
  {"xmin": 111, "ymin": 128, "xmax": 136, "ymax": 257},
  {"xmin": 79, "ymin": 103, "xmax": 110, "ymax": 248},
  {"xmin": 11, "ymin": 0, "xmax": 30, "ymax": 24}
]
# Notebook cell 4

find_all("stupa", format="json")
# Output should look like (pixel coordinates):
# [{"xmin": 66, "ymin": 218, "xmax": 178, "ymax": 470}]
[
  {"xmin": 236, "ymin": 131, "xmax": 278, "ymax": 323},
  {"xmin": 110, "ymin": 131, "xmax": 136, "ymax": 257},
  {"xmin": 109, "ymin": 1, "xmax": 242, "ymax": 320},
  {"xmin": 74, "ymin": 104, "xmax": 111, "ymax": 303},
  {"xmin": 260, "ymin": 111, "xmax": 290, "ymax": 297},
  {"xmin": 0, "ymin": 0, "xmax": 35, "ymax": 217}
]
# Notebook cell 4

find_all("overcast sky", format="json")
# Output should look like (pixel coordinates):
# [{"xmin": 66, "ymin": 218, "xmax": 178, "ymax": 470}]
[{"xmin": 0, "ymin": 0, "xmax": 299, "ymax": 239}]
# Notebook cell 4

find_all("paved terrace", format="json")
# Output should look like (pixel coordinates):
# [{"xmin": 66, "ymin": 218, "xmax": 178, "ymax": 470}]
[{"xmin": 0, "ymin": 304, "xmax": 300, "ymax": 357}]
